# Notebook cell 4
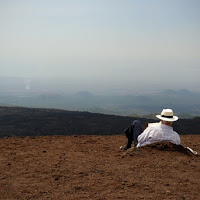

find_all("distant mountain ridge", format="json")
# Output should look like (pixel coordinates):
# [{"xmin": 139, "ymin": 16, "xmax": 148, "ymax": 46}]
[
  {"xmin": 161, "ymin": 89, "xmax": 194, "ymax": 96},
  {"xmin": 0, "ymin": 106, "xmax": 199, "ymax": 138},
  {"xmin": 1, "ymin": 89, "xmax": 200, "ymax": 117}
]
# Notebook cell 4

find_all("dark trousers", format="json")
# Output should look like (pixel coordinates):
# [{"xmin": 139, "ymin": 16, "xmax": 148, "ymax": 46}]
[{"xmin": 124, "ymin": 120, "xmax": 142, "ymax": 147}]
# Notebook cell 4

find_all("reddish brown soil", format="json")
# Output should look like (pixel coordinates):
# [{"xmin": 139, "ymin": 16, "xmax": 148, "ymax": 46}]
[{"xmin": 0, "ymin": 135, "xmax": 199, "ymax": 200}]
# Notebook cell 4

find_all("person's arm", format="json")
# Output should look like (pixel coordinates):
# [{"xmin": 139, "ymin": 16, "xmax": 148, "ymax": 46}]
[
  {"xmin": 176, "ymin": 133, "xmax": 181, "ymax": 145},
  {"xmin": 137, "ymin": 127, "xmax": 151, "ymax": 145}
]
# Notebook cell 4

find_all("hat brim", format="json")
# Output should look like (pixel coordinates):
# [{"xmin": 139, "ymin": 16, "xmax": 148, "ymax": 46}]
[{"xmin": 156, "ymin": 115, "xmax": 178, "ymax": 122}]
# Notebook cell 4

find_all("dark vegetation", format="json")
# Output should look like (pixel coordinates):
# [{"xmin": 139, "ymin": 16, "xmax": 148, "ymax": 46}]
[{"xmin": 0, "ymin": 106, "xmax": 200, "ymax": 138}]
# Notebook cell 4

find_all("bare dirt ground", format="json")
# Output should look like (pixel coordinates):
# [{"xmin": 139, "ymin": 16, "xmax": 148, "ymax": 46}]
[{"xmin": 0, "ymin": 134, "xmax": 199, "ymax": 200}]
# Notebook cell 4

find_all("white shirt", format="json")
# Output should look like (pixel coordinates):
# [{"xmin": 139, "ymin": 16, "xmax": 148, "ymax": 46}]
[{"xmin": 137, "ymin": 122, "xmax": 181, "ymax": 147}]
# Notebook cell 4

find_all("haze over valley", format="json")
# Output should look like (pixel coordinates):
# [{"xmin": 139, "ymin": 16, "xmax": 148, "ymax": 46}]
[
  {"xmin": 1, "ymin": 76, "xmax": 200, "ymax": 118},
  {"xmin": 1, "ymin": 1, "xmax": 199, "ymax": 117}
]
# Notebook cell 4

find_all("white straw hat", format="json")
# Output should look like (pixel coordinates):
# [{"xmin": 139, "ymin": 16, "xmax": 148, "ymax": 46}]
[{"xmin": 156, "ymin": 109, "xmax": 178, "ymax": 122}]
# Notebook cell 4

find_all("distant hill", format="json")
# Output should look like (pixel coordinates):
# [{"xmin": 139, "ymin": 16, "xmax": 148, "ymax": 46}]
[
  {"xmin": 130, "ymin": 113, "xmax": 197, "ymax": 120},
  {"xmin": 1, "ymin": 88, "xmax": 200, "ymax": 117},
  {"xmin": 161, "ymin": 89, "xmax": 194, "ymax": 96},
  {"xmin": 0, "ymin": 106, "xmax": 199, "ymax": 138}
]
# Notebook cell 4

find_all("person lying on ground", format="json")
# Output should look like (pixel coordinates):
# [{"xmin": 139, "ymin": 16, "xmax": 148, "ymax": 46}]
[{"xmin": 120, "ymin": 109, "xmax": 180, "ymax": 150}]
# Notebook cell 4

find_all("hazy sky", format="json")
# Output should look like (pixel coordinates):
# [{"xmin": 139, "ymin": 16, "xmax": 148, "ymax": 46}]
[{"xmin": 0, "ymin": 0, "xmax": 200, "ymax": 92}]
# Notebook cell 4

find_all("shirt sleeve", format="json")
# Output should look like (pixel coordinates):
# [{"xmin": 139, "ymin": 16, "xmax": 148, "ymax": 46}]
[
  {"xmin": 175, "ymin": 133, "xmax": 181, "ymax": 145},
  {"xmin": 137, "ymin": 127, "xmax": 151, "ymax": 145}
]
